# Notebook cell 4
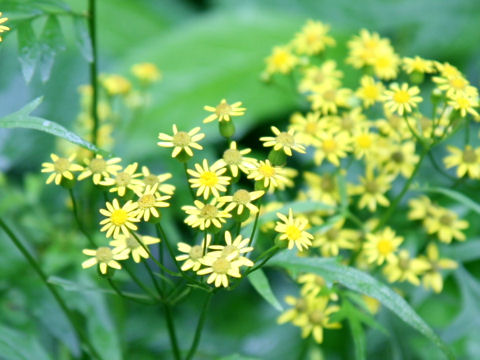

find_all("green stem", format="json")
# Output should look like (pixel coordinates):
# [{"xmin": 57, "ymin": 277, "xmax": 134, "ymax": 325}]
[
  {"xmin": 183, "ymin": 162, "xmax": 196, "ymax": 200},
  {"xmin": 88, "ymin": 0, "xmax": 99, "ymax": 147},
  {"xmin": 427, "ymin": 151, "xmax": 457, "ymax": 182},
  {"xmin": 0, "ymin": 218, "xmax": 102, "ymax": 360},
  {"xmin": 185, "ymin": 292, "xmax": 213, "ymax": 360},
  {"xmin": 143, "ymin": 261, "xmax": 163, "ymax": 297},
  {"xmin": 106, "ymin": 278, "xmax": 155, "ymax": 305},
  {"xmin": 163, "ymin": 303, "xmax": 181, "ymax": 360},
  {"xmin": 68, "ymin": 189, "xmax": 96, "ymax": 247},
  {"xmin": 123, "ymin": 264, "xmax": 159, "ymax": 301},
  {"xmin": 248, "ymin": 209, "xmax": 261, "ymax": 247},
  {"xmin": 346, "ymin": 211, "xmax": 364, "ymax": 230},
  {"xmin": 247, "ymin": 247, "xmax": 280, "ymax": 275}
]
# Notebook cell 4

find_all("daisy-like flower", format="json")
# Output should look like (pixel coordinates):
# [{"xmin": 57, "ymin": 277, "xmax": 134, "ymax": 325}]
[
  {"xmin": 247, "ymin": 160, "xmax": 292, "ymax": 192},
  {"xmin": 352, "ymin": 167, "xmax": 393, "ymax": 212},
  {"xmin": 433, "ymin": 73, "xmax": 471, "ymax": 97},
  {"xmin": 382, "ymin": 83, "xmax": 422, "ymax": 116},
  {"xmin": 312, "ymin": 219, "xmax": 357, "ymax": 257},
  {"xmin": 347, "ymin": 29, "xmax": 391, "ymax": 68},
  {"xmin": 402, "ymin": 56, "xmax": 435, "ymax": 74},
  {"xmin": 383, "ymin": 250, "xmax": 430, "ymax": 286},
  {"xmin": 381, "ymin": 141, "xmax": 419, "ymax": 178},
  {"xmin": 208, "ymin": 231, "xmax": 254, "ymax": 267},
  {"xmin": 196, "ymin": 253, "xmax": 244, "ymax": 288},
  {"xmin": 222, "ymin": 141, "xmax": 256, "ymax": 177},
  {"xmin": 157, "ymin": 124, "xmax": 205, "ymax": 158},
  {"xmin": 134, "ymin": 184, "xmax": 171, "ymax": 221},
  {"xmin": 420, "ymin": 243, "xmax": 458, "ymax": 293},
  {"xmin": 0, "ymin": 12, "xmax": 10, "ymax": 41},
  {"xmin": 313, "ymin": 130, "xmax": 352, "ymax": 166},
  {"xmin": 41, "ymin": 153, "xmax": 83, "ymax": 185},
  {"xmin": 176, "ymin": 236, "xmax": 211, "ymax": 272},
  {"xmin": 221, "ymin": 189, "xmax": 264, "ymax": 215},
  {"xmin": 308, "ymin": 86, "xmax": 352, "ymax": 115},
  {"xmin": 187, "ymin": 159, "xmax": 231, "ymax": 199},
  {"xmin": 265, "ymin": 45, "xmax": 299, "ymax": 75},
  {"xmin": 423, "ymin": 206, "xmax": 468, "ymax": 243},
  {"xmin": 278, "ymin": 295, "xmax": 309, "ymax": 325},
  {"xmin": 363, "ymin": 227, "xmax": 403, "ymax": 265},
  {"xmin": 296, "ymin": 296, "xmax": 341, "ymax": 344},
  {"xmin": 203, "ymin": 99, "xmax": 246, "ymax": 123},
  {"xmin": 99, "ymin": 199, "xmax": 139, "ymax": 238},
  {"xmin": 298, "ymin": 62, "xmax": 342, "ymax": 94},
  {"xmin": 372, "ymin": 48, "xmax": 400, "ymax": 80},
  {"xmin": 443, "ymin": 145, "xmax": 480, "ymax": 179},
  {"xmin": 100, "ymin": 162, "xmax": 144, "ymax": 196},
  {"xmin": 275, "ymin": 208, "xmax": 314, "ymax": 251},
  {"xmin": 356, "ymin": 75, "xmax": 384, "ymax": 108},
  {"xmin": 407, "ymin": 195, "xmax": 433, "ymax": 221},
  {"xmin": 109, "ymin": 233, "xmax": 160, "ymax": 263},
  {"xmin": 260, "ymin": 126, "xmax": 306, "ymax": 156},
  {"xmin": 131, "ymin": 62, "xmax": 161, "ymax": 83},
  {"xmin": 182, "ymin": 198, "xmax": 231, "ymax": 230},
  {"xmin": 289, "ymin": 112, "xmax": 325, "ymax": 146},
  {"xmin": 303, "ymin": 172, "xmax": 340, "ymax": 206},
  {"xmin": 77, "ymin": 154, "xmax": 122, "ymax": 184},
  {"xmin": 292, "ymin": 20, "xmax": 335, "ymax": 55},
  {"xmin": 141, "ymin": 166, "xmax": 175, "ymax": 195},
  {"xmin": 448, "ymin": 92, "xmax": 479, "ymax": 118},
  {"xmin": 101, "ymin": 74, "xmax": 131, "ymax": 96},
  {"xmin": 352, "ymin": 128, "xmax": 379, "ymax": 160},
  {"xmin": 82, "ymin": 246, "xmax": 129, "ymax": 274}
]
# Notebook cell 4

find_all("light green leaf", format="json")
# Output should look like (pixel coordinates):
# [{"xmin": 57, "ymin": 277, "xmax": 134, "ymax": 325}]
[
  {"xmin": 73, "ymin": 16, "xmax": 92, "ymax": 62},
  {"xmin": 39, "ymin": 15, "xmax": 65, "ymax": 82},
  {"xmin": 247, "ymin": 269, "xmax": 283, "ymax": 311},
  {"xmin": 349, "ymin": 316, "xmax": 366, "ymax": 360},
  {"xmin": 0, "ymin": 97, "xmax": 105, "ymax": 155},
  {"xmin": 441, "ymin": 240, "xmax": 480, "ymax": 263},
  {"xmin": 269, "ymin": 252, "xmax": 454, "ymax": 359},
  {"xmin": 0, "ymin": 325, "xmax": 52, "ymax": 360},
  {"xmin": 17, "ymin": 21, "xmax": 40, "ymax": 82},
  {"xmin": 218, "ymin": 354, "xmax": 260, "ymax": 360},
  {"xmin": 338, "ymin": 173, "xmax": 348, "ymax": 212},
  {"xmin": 422, "ymin": 186, "xmax": 480, "ymax": 215}
]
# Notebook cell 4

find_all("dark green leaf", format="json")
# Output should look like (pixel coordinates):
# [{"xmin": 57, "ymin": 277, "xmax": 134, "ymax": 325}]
[
  {"xmin": 17, "ymin": 21, "xmax": 40, "ymax": 82},
  {"xmin": 269, "ymin": 252, "xmax": 454, "ymax": 359},
  {"xmin": 0, "ymin": 325, "xmax": 52, "ymax": 360},
  {"xmin": 0, "ymin": 97, "xmax": 105, "ymax": 155},
  {"xmin": 349, "ymin": 315, "xmax": 366, "ymax": 360},
  {"xmin": 422, "ymin": 186, "xmax": 480, "ymax": 215},
  {"xmin": 73, "ymin": 16, "xmax": 92, "ymax": 62},
  {"xmin": 247, "ymin": 269, "xmax": 283, "ymax": 311},
  {"xmin": 38, "ymin": 15, "xmax": 65, "ymax": 82}
]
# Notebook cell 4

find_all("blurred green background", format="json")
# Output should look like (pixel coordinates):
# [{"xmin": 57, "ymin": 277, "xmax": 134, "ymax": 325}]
[{"xmin": 1, "ymin": 0, "xmax": 480, "ymax": 359}]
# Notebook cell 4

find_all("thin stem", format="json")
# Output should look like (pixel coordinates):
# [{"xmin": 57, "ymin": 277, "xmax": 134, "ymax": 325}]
[
  {"xmin": 88, "ymin": 0, "xmax": 99, "ymax": 147},
  {"xmin": 346, "ymin": 211, "xmax": 364, "ymax": 230},
  {"xmin": 68, "ymin": 189, "xmax": 96, "ymax": 247},
  {"xmin": 106, "ymin": 278, "xmax": 155, "ymax": 305},
  {"xmin": 143, "ymin": 261, "xmax": 163, "ymax": 297},
  {"xmin": 247, "ymin": 247, "xmax": 280, "ymax": 275},
  {"xmin": 185, "ymin": 292, "xmax": 213, "ymax": 360},
  {"xmin": 163, "ymin": 303, "xmax": 181, "ymax": 360},
  {"xmin": 123, "ymin": 264, "xmax": 159, "ymax": 301},
  {"xmin": 427, "ymin": 151, "xmax": 457, "ymax": 181},
  {"xmin": 248, "ymin": 209, "xmax": 261, "ymax": 247},
  {"xmin": 0, "ymin": 218, "xmax": 102, "ymax": 360},
  {"xmin": 183, "ymin": 162, "xmax": 196, "ymax": 200}
]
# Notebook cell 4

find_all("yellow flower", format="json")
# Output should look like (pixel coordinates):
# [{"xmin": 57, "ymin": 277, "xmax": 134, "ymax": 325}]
[
  {"xmin": 352, "ymin": 168, "xmax": 393, "ymax": 212},
  {"xmin": 203, "ymin": 99, "xmax": 246, "ymax": 123},
  {"xmin": 347, "ymin": 29, "xmax": 389, "ymax": 68},
  {"xmin": 402, "ymin": 56, "xmax": 435, "ymax": 74},
  {"xmin": 288, "ymin": 112, "xmax": 324, "ymax": 146},
  {"xmin": 364, "ymin": 227, "xmax": 403, "ymax": 265},
  {"xmin": 312, "ymin": 130, "xmax": 352, "ymax": 166},
  {"xmin": 157, "ymin": 124, "xmax": 205, "ymax": 158},
  {"xmin": 176, "ymin": 236, "xmax": 211, "ymax": 272},
  {"xmin": 382, "ymin": 82, "xmax": 422, "ymax": 115},
  {"xmin": 82, "ymin": 246, "xmax": 129, "ymax": 274},
  {"xmin": 265, "ymin": 45, "xmax": 299, "ymax": 75},
  {"xmin": 260, "ymin": 126, "xmax": 306, "ymax": 156},
  {"xmin": 109, "ymin": 233, "xmax": 160, "ymax": 263},
  {"xmin": 275, "ymin": 208, "xmax": 314, "ymax": 251},
  {"xmin": 77, "ymin": 154, "xmax": 122, "ymax": 184},
  {"xmin": 448, "ymin": 92, "xmax": 479, "ymax": 118},
  {"xmin": 278, "ymin": 295, "xmax": 309, "ymax": 325},
  {"xmin": 298, "ymin": 274, "xmax": 329, "ymax": 298},
  {"xmin": 197, "ymin": 250, "xmax": 245, "ymax": 288},
  {"xmin": 372, "ymin": 48, "xmax": 400, "ymax": 80},
  {"xmin": 134, "ymin": 184, "xmax": 171, "ymax": 221},
  {"xmin": 221, "ymin": 189, "xmax": 264, "ymax": 215},
  {"xmin": 187, "ymin": 159, "xmax": 231, "ymax": 199},
  {"xmin": 182, "ymin": 198, "xmax": 231, "ymax": 230},
  {"xmin": 141, "ymin": 166, "xmax": 175, "ymax": 195},
  {"xmin": 352, "ymin": 127, "xmax": 379, "ymax": 160},
  {"xmin": 420, "ymin": 243, "xmax": 458, "ymax": 293},
  {"xmin": 312, "ymin": 219, "xmax": 357, "ymax": 257},
  {"xmin": 221, "ymin": 141, "xmax": 256, "ymax": 177},
  {"xmin": 0, "ymin": 12, "xmax": 10, "ymax": 42},
  {"xmin": 99, "ymin": 199, "xmax": 139, "ymax": 238},
  {"xmin": 383, "ymin": 250, "xmax": 430, "ymax": 286},
  {"xmin": 41, "ymin": 153, "xmax": 83, "ymax": 185},
  {"xmin": 208, "ymin": 231, "xmax": 254, "ymax": 267},
  {"xmin": 131, "ymin": 62, "xmax": 161, "ymax": 83},
  {"xmin": 308, "ymin": 86, "xmax": 352, "ymax": 115},
  {"xmin": 298, "ymin": 62, "xmax": 342, "ymax": 93},
  {"xmin": 433, "ymin": 73, "xmax": 471, "ymax": 98},
  {"xmin": 100, "ymin": 162, "xmax": 144, "ymax": 196},
  {"xmin": 303, "ymin": 172, "xmax": 340, "ymax": 206},
  {"xmin": 435, "ymin": 62, "xmax": 461, "ymax": 79},
  {"xmin": 247, "ymin": 159, "xmax": 292, "ymax": 192},
  {"xmin": 292, "ymin": 20, "xmax": 335, "ymax": 55},
  {"xmin": 407, "ymin": 195, "xmax": 433, "ymax": 221},
  {"xmin": 101, "ymin": 74, "xmax": 131, "ymax": 95},
  {"xmin": 356, "ymin": 75, "xmax": 384, "ymax": 108},
  {"xmin": 423, "ymin": 206, "xmax": 468, "ymax": 243},
  {"xmin": 444, "ymin": 145, "xmax": 480, "ymax": 179},
  {"xmin": 381, "ymin": 141, "xmax": 419, "ymax": 178}
]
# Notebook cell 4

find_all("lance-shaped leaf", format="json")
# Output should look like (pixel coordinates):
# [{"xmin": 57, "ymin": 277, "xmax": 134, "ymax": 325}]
[
  {"xmin": 247, "ymin": 269, "xmax": 283, "ymax": 311},
  {"xmin": 38, "ymin": 15, "xmax": 66, "ymax": 82},
  {"xmin": 17, "ymin": 21, "xmax": 40, "ymax": 82}
]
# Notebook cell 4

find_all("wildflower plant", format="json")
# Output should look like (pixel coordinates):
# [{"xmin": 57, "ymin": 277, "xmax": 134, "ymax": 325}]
[{"xmin": 0, "ymin": 3, "xmax": 479, "ymax": 359}]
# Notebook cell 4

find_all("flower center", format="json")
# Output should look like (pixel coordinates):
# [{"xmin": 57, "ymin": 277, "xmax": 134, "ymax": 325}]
[
  {"xmin": 313, "ymin": 71, "xmax": 325, "ymax": 84},
  {"xmin": 199, "ymin": 171, "xmax": 219, "ymax": 187},
  {"xmin": 200, "ymin": 204, "xmax": 218, "ymax": 219},
  {"xmin": 189, "ymin": 245, "xmax": 203, "ymax": 260},
  {"xmin": 439, "ymin": 214, "xmax": 453, "ymax": 226},
  {"xmin": 356, "ymin": 134, "xmax": 372, "ymax": 149},
  {"xmin": 326, "ymin": 228, "xmax": 339, "ymax": 242},
  {"xmin": 111, "ymin": 209, "xmax": 128, "ymax": 225},
  {"xmin": 232, "ymin": 189, "xmax": 251, "ymax": 205},
  {"xmin": 365, "ymin": 180, "xmax": 378, "ymax": 194},
  {"xmin": 222, "ymin": 245, "xmax": 238, "ymax": 258},
  {"xmin": 305, "ymin": 121, "xmax": 318, "ymax": 134},
  {"xmin": 295, "ymin": 298, "xmax": 307, "ymax": 312},
  {"xmin": 450, "ymin": 77, "xmax": 467, "ymax": 90},
  {"xmin": 143, "ymin": 175, "xmax": 158, "ymax": 187},
  {"xmin": 273, "ymin": 51, "xmax": 289, "ymax": 66},
  {"xmin": 377, "ymin": 239, "xmax": 393, "ymax": 255},
  {"xmin": 309, "ymin": 310, "xmax": 325, "ymax": 325},
  {"xmin": 138, "ymin": 194, "xmax": 156, "ymax": 208},
  {"xmin": 276, "ymin": 132, "xmax": 295, "ymax": 147},
  {"xmin": 364, "ymin": 85, "xmax": 379, "ymax": 99},
  {"xmin": 96, "ymin": 247, "xmax": 114, "ymax": 262},
  {"xmin": 393, "ymin": 90, "xmax": 410, "ymax": 104},
  {"xmin": 462, "ymin": 148, "xmax": 477, "ymax": 163},
  {"xmin": 259, "ymin": 164, "xmax": 275, "ymax": 177},
  {"xmin": 223, "ymin": 149, "xmax": 242, "ymax": 165},
  {"xmin": 212, "ymin": 257, "xmax": 231, "ymax": 274},
  {"xmin": 116, "ymin": 172, "xmax": 131, "ymax": 186},
  {"xmin": 89, "ymin": 158, "xmax": 106, "ymax": 173},
  {"xmin": 391, "ymin": 151, "xmax": 404, "ymax": 163},
  {"xmin": 322, "ymin": 139, "xmax": 337, "ymax": 152},
  {"xmin": 285, "ymin": 225, "xmax": 302, "ymax": 241},
  {"xmin": 216, "ymin": 102, "xmax": 232, "ymax": 117},
  {"xmin": 54, "ymin": 158, "xmax": 70, "ymax": 172},
  {"xmin": 321, "ymin": 175, "xmax": 335, "ymax": 192},
  {"xmin": 126, "ymin": 235, "xmax": 140, "ymax": 249},
  {"xmin": 172, "ymin": 131, "xmax": 191, "ymax": 147},
  {"xmin": 323, "ymin": 89, "xmax": 336, "ymax": 102}
]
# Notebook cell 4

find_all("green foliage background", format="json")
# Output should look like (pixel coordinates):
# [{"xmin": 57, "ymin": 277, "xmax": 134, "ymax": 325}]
[{"xmin": 0, "ymin": 0, "xmax": 480, "ymax": 359}]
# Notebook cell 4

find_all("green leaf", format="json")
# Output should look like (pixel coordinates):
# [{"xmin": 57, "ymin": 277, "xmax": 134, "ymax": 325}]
[
  {"xmin": 0, "ymin": 97, "xmax": 105, "ymax": 155},
  {"xmin": 247, "ymin": 269, "xmax": 283, "ymax": 311},
  {"xmin": 73, "ymin": 16, "xmax": 92, "ymax": 62},
  {"xmin": 338, "ymin": 173, "xmax": 348, "ymax": 212},
  {"xmin": 349, "ymin": 316, "xmax": 366, "ymax": 360},
  {"xmin": 269, "ymin": 252, "xmax": 454, "ymax": 359},
  {"xmin": 218, "ymin": 354, "xmax": 260, "ymax": 360},
  {"xmin": 0, "ymin": 325, "xmax": 52, "ymax": 360},
  {"xmin": 441, "ymin": 240, "xmax": 480, "ymax": 263},
  {"xmin": 17, "ymin": 21, "xmax": 40, "ymax": 82},
  {"xmin": 422, "ymin": 186, "xmax": 480, "ymax": 215},
  {"xmin": 38, "ymin": 15, "xmax": 65, "ymax": 82}
]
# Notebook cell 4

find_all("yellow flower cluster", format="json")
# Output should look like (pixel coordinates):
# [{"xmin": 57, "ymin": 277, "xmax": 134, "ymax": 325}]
[{"xmin": 0, "ymin": 12, "xmax": 10, "ymax": 42}]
